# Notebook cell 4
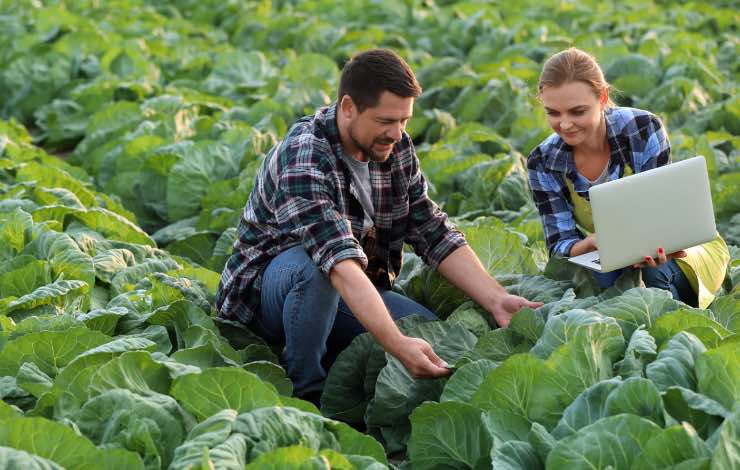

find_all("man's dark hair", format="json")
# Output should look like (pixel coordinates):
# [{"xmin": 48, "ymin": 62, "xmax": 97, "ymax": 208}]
[{"xmin": 338, "ymin": 49, "xmax": 422, "ymax": 112}]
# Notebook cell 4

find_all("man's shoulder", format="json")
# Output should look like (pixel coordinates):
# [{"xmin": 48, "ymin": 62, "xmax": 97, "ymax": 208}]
[
  {"xmin": 278, "ymin": 107, "xmax": 340, "ymax": 168},
  {"xmin": 285, "ymin": 108, "xmax": 334, "ymax": 149},
  {"xmin": 392, "ymin": 133, "xmax": 417, "ymax": 165}
]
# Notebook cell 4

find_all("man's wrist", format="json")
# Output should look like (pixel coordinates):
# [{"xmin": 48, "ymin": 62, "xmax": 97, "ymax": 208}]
[
  {"xmin": 378, "ymin": 329, "xmax": 406, "ymax": 356},
  {"xmin": 482, "ymin": 287, "xmax": 508, "ymax": 313}
]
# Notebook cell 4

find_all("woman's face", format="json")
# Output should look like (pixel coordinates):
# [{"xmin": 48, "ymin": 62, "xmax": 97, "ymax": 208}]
[{"xmin": 540, "ymin": 81, "xmax": 607, "ymax": 148}]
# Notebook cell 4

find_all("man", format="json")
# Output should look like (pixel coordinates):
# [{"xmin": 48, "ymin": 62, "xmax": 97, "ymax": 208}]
[{"xmin": 216, "ymin": 49, "xmax": 541, "ymax": 402}]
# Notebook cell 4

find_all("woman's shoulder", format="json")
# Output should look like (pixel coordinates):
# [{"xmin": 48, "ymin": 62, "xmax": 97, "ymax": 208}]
[
  {"xmin": 527, "ymin": 132, "xmax": 566, "ymax": 171},
  {"xmin": 606, "ymin": 106, "xmax": 664, "ymax": 136}
]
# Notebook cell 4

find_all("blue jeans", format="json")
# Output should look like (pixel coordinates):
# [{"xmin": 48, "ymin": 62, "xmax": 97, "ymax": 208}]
[
  {"xmin": 249, "ymin": 246, "xmax": 437, "ymax": 396},
  {"xmin": 592, "ymin": 260, "xmax": 697, "ymax": 306}
]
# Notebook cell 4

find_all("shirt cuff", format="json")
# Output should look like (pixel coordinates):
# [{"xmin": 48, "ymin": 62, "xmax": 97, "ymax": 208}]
[
  {"xmin": 552, "ymin": 238, "xmax": 579, "ymax": 257},
  {"xmin": 425, "ymin": 229, "xmax": 468, "ymax": 270},
  {"xmin": 315, "ymin": 240, "xmax": 368, "ymax": 275}
]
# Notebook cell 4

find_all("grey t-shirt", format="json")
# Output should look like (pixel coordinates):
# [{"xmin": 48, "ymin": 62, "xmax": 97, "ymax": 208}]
[
  {"xmin": 342, "ymin": 153, "xmax": 374, "ymax": 237},
  {"xmin": 586, "ymin": 162, "xmax": 611, "ymax": 186}
]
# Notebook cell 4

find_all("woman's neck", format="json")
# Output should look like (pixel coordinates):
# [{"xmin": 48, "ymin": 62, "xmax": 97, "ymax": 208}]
[
  {"xmin": 575, "ymin": 114, "xmax": 608, "ymax": 155},
  {"xmin": 572, "ymin": 114, "xmax": 610, "ymax": 180}
]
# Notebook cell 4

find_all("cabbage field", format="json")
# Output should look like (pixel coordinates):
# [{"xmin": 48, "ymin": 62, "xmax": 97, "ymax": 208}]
[{"xmin": 0, "ymin": 0, "xmax": 738, "ymax": 468}]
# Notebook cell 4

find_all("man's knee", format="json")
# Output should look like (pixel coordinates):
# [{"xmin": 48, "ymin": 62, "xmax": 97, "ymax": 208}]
[{"xmin": 258, "ymin": 246, "xmax": 338, "ymax": 338}]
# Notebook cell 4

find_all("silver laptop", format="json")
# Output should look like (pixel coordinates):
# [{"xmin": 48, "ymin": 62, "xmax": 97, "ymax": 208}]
[{"xmin": 568, "ymin": 156, "xmax": 716, "ymax": 273}]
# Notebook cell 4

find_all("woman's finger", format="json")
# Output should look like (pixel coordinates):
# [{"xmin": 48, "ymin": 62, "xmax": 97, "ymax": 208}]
[{"xmin": 656, "ymin": 247, "xmax": 667, "ymax": 265}]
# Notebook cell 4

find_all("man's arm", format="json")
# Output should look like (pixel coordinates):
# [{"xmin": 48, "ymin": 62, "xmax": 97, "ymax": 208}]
[
  {"xmin": 437, "ymin": 245, "xmax": 543, "ymax": 328},
  {"xmin": 329, "ymin": 258, "xmax": 450, "ymax": 378}
]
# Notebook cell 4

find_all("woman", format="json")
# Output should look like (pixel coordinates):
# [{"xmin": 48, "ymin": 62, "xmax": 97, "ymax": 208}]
[{"xmin": 527, "ymin": 47, "xmax": 729, "ymax": 308}]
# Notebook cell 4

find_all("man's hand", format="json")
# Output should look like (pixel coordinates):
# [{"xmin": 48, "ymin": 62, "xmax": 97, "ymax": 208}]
[
  {"xmin": 329, "ymin": 259, "xmax": 450, "ymax": 380},
  {"xmin": 487, "ymin": 294, "xmax": 544, "ymax": 328},
  {"xmin": 387, "ymin": 336, "xmax": 451, "ymax": 378},
  {"xmin": 437, "ymin": 246, "xmax": 544, "ymax": 328}
]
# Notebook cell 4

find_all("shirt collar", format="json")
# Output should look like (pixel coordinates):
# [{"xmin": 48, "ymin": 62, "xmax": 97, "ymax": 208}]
[{"xmin": 321, "ymin": 102, "xmax": 342, "ymax": 150}]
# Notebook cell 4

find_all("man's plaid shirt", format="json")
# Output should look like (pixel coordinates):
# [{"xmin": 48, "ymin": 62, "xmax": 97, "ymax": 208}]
[{"xmin": 216, "ymin": 103, "xmax": 467, "ymax": 324}]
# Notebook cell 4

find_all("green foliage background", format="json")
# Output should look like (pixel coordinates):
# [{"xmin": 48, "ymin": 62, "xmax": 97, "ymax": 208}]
[{"xmin": 0, "ymin": 0, "xmax": 737, "ymax": 469}]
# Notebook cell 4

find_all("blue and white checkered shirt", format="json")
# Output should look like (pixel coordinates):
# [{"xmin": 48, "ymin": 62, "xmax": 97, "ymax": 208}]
[{"xmin": 527, "ymin": 107, "xmax": 671, "ymax": 257}]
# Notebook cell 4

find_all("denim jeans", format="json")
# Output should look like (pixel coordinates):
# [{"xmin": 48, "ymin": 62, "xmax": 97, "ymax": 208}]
[
  {"xmin": 592, "ymin": 260, "xmax": 697, "ymax": 306},
  {"xmin": 249, "ymin": 246, "xmax": 437, "ymax": 396}
]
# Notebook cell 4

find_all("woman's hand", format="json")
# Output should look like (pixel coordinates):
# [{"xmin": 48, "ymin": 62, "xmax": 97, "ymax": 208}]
[
  {"xmin": 632, "ymin": 247, "xmax": 688, "ymax": 269},
  {"xmin": 569, "ymin": 233, "xmax": 598, "ymax": 257}
]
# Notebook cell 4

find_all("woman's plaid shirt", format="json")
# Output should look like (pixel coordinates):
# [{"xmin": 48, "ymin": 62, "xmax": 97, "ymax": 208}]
[
  {"xmin": 527, "ymin": 107, "xmax": 671, "ymax": 257},
  {"xmin": 216, "ymin": 103, "xmax": 467, "ymax": 325}
]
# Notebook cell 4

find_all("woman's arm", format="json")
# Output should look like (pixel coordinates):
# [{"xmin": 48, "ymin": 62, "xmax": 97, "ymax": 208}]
[
  {"xmin": 527, "ymin": 149, "xmax": 583, "ymax": 257},
  {"xmin": 631, "ymin": 111, "xmax": 671, "ymax": 172},
  {"xmin": 569, "ymin": 233, "xmax": 598, "ymax": 256}
]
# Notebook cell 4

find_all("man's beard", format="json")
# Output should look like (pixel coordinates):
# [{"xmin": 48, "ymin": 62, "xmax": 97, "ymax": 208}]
[{"xmin": 348, "ymin": 123, "xmax": 395, "ymax": 163}]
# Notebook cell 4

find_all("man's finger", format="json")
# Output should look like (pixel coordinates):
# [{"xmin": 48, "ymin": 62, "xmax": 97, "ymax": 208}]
[
  {"xmin": 424, "ymin": 345, "xmax": 446, "ymax": 368},
  {"xmin": 493, "ymin": 313, "xmax": 511, "ymax": 328},
  {"xmin": 417, "ymin": 358, "xmax": 451, "ymax": 378}
]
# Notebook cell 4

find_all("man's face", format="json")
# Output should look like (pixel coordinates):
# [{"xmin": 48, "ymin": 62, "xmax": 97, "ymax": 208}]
[{"xmin": 342, "ymin": 91, "xmax": 414, "ymax": 162}]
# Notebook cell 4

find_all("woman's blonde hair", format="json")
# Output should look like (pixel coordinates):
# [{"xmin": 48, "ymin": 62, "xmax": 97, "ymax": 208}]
[{"xmin": 538, "ymin": 47, "xmax": 615, "ymax": 106}]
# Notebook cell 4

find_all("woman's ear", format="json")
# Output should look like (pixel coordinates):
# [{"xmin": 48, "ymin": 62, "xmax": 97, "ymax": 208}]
[{"xmin": 599, "ymin": 88, "xmax": 610, "ymax": 107}]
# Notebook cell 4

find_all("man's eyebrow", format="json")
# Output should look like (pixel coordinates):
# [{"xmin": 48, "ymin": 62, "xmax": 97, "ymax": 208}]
[{"xmin": 377, "ymin": 115, "xmax": 413, "ymax": 122}]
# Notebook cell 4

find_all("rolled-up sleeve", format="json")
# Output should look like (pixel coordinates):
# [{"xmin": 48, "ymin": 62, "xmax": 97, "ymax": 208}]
[
  {"xmin": 405, "ymin": 151, "xmax": 467, "ymax": 269},
  {"xmin": 527, "ymin": 149, "xmax": 581, "ymax": 257},
  {"xmin": 274, "ymin": 163, "xmax": 367, "ymax": 274}
]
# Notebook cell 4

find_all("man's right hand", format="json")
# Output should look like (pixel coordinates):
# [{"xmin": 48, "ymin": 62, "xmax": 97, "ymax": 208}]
[
  {"xmin": 330, "ymin": 259, "xmax": 451, "ymax": 380},
  {"xmin": 387, "ymin": 336, "xmax": 451, "ymax": 379}
]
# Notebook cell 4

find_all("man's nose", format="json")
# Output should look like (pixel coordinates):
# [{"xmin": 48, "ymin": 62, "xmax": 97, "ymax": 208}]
[{"xmin": 388, "ymin": 123, "xmax": 403, "ymax": 142}]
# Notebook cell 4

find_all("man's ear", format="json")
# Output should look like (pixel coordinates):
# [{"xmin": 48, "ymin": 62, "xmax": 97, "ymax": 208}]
[{"xmin": 339, "ymin": 95, "xmax": 356, "ymax": 119}]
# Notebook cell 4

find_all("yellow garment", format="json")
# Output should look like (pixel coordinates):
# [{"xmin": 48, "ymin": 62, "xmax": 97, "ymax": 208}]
[
  {"xmin": 674, "ymin": 236, "xmax": 730, "ymax": 309},
  {"xmin": 565, "ymin": 165, "xmax": 729, "ymax": 308},
  {"xmin": 564, "ymin": 165, "xmax": 634, "ymax": 235}
]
